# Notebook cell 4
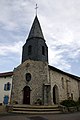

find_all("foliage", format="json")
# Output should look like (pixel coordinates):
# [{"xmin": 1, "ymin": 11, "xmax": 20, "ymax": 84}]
[
  {"xmin": 60, "ymin": 100, "xmax": 77, "ymax": 107},
  {"xmin": 76, "ymin": 97, "xmax": 80, "ymax": 106},
  {"xmin": 35, "ymin": 98, "xmax": 42, "ymax": 105},
  {"xmin": 78, "ymin": 97, "xmax": 80, "ymax": 103},
  {"xmin": 13, "ymin": 100, "xmax": 18, "ymax": 104}
]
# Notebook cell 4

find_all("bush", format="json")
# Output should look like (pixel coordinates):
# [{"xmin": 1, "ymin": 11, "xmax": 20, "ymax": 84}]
[
  {"xmin": 60, "ymin": 100, "xmax": 76, "ymax": 107},
  {"xmin": 78, "ymin": 97, "xmax": 80, "ymax": 104},
  {"xmin": 34, "ymin": 98, "xmax": 42, "ymax": 105},
  {"xmin": 76, "ymin": 97, "xmax": 80, "ymax": 106}
]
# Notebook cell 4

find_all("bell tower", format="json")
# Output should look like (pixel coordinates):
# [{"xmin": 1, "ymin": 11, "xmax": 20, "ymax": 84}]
[{"xmin": 22, "ymin": 15, "xmax": 48, "ymax": 63}]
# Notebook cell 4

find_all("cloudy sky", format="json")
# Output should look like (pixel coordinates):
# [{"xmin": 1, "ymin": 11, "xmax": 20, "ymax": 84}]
[{"xmin": 0, "ymin": 0, "xmax": 80, "ymax": 76}]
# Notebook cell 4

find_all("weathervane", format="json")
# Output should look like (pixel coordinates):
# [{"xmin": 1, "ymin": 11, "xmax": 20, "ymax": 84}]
[{"xmin": 35, "ymin": 4, "xmax": 38, "ymax": 15}]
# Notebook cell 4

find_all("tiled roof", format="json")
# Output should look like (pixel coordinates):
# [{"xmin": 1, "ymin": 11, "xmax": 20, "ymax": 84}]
[
  {"xmin": 49, "ymin": 65, "xmax": 80, "ymax": 81},
  {"xmin": 0, "ymin": 71, "xmax": 13, "ymax": 77}
]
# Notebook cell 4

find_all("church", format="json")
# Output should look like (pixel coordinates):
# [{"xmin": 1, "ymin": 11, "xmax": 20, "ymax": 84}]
[
  {"xmin": 11, "ymin": 15, "xmax": 80, "ymax": 105},
  {"xmin": 0, "ymin": 15, "xmax": 80, "ymax": 106}
]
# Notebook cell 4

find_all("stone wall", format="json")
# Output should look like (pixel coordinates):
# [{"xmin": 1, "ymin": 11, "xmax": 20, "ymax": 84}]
[
  {"xmin": 78, "ymin": 81, "xmax": 80, "ymax": 97},
  {"xmin": 11, "ymin": 59, "xmax": 79, "ymax": 105},
  {"xmin": 49, "ymin": 69, "xmax": 79, "ymax": 104},
  {"xmin": 11, "ymin": 60, "xmax": 49, "ymax": 105}
]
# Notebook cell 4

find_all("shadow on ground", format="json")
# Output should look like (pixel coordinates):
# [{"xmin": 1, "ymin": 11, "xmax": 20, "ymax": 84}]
[{"xmin": 29, "ymin": 116, "xmax": 48, "ymax": 120}]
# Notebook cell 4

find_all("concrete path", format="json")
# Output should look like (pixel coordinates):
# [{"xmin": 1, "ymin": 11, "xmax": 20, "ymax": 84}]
[{"xmin": 0, "ymin": 112, "xmax": 80, "ymax": 120}]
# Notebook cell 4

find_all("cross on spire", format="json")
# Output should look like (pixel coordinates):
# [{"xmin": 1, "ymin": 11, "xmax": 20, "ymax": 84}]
[{"xmin": 35, "ymin": 4, "xmax": 38, "ymax": 15}]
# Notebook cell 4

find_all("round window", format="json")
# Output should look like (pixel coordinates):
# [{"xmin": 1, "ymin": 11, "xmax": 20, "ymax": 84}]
[{"xmin": 26, "ymin": 73, "xmax": 31, "ymax": 81}]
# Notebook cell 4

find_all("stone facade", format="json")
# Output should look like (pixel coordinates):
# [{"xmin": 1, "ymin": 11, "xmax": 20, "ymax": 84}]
[
  {"xmin": 78, "ymin": 81, "xmax": 80, "ymax": 97},
  {"xmin": 49, "ymin": 68, "xmax": 79, "ymax": 104},
  {"xmin": 11, "ymin": 59, "xmax": 80, "ymax": 105},
  {"xmin": 11, "ymin": 60, "xmax": 50, "ymax": 105}
]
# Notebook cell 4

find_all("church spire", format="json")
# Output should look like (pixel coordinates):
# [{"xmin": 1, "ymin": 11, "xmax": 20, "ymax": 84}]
[
  {"xmin": 28, "ymin": 15, "xmax": 44, "ymax": 40},
  {"xmin": 22, "ymin": 13, "xmax": 48, "ymax": 63}
]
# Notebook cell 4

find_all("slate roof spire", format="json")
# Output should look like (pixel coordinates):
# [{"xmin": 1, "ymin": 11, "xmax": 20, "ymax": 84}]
[
  {"xmin": 22, "ymin": 14, "xmax": 48, "ymax": 63},
  {"xmin": 28, "ymin": 15, "xmax": 44, "ymax": 39}
]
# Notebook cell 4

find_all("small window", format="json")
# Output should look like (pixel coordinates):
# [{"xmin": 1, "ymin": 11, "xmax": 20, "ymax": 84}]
[
  {"xmin": 4, "ymin": 82, "xmax": 11, "ymax": 91},
  {"xmin": 71, "ymin": 93, "xmax": 73, "ymax": 100},
  {"xmin": 61, "ymin": 77, "xmax": 64, "ymax": 89},
  {"xmin": 42, "ymin": 46, "xmax": 45, "ymax": 55},
  {"xmin": 28, "ymin": 45, "xmax": 32, "ymax": 55},
  {"xmin": 26, "ymin": 73, "xmax": 31, "ymax": 82}
]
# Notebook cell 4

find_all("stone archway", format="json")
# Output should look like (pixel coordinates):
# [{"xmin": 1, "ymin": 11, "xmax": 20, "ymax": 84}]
[
  {"xmin": 23, "ymin": 86, "xmax": 31, "ymax": 104},
  {"xmin": 53, "ymin": 85, "xmax": 59, "ymax": 104}
]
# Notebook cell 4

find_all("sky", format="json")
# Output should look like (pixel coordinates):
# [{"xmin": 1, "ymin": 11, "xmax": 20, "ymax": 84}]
[{"xmin": 0, "ymin": 0, "xmax": 80, "ymax": 76}]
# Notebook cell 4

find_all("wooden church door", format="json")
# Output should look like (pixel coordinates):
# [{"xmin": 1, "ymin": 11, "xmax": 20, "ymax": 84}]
[{"xmin": 23, "ymin": 86, "xmax": 30, "ymax": 104}]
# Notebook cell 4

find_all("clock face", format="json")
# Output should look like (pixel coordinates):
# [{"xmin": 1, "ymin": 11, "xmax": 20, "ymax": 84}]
[{"xmin": 26, "ymin": 73, "xmax": 31, "ymax": 81}]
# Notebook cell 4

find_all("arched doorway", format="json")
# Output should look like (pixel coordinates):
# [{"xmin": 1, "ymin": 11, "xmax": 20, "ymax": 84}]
[
  {"xmin": 53, "ymin": 85, "xmax": 59, "ymax": 104},
  {"xmin": 23, "ymin": 86, "xmax": 31, "ymax": 104}
]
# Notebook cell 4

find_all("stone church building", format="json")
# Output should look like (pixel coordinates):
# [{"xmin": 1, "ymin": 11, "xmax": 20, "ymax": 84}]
[{"xmin": 11, "ymin": 15, "xmax": 80, "ymax": 105}]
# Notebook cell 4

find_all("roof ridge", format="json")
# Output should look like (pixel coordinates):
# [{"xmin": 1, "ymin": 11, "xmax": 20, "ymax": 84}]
[
  {"xmin": 49, "ymin": 65, "xmax": 80, "ymax": 80},
  {"xmin": 0, "ymin": 71, "xmax": 13, "ymax": 77}
]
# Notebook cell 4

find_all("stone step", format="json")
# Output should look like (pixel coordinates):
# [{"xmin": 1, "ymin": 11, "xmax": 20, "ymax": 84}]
[
  {"xmin": 12, "ymin": 110, "xmax": 61, "ymax": 114},
  {"xmin": 7, "ymin": 105, "xmax": 62, "ymax": 114},
  {"xmin": 13, "ymin": 105, "xmax": 59, "ymax": 109},
  {"xmin": 13, "ymin": 108, "xmax": 60, "ymax": 112}
]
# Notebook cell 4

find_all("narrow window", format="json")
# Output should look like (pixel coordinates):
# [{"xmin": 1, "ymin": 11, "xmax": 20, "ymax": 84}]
[
  {"xmin": 7, "ymin": 82, "xmax": 11, "ymax": 90},
  {"xmin": 42, "ymin": 46, "xmax": 45, "ymax": 55},
  {"xmin": 4, "ymin": 84, "xmax": 7, "ymax": 90},
  {"xmin": 28, "ymin": 45, "xmax": 32, "ymax": 55},
  {"xmin": 61, "ymin": 77, "xmax": 64, "ymax": 89},
  {"xmin": 71, "ymin": 93, "xmax": 73, "ymax": 100}
]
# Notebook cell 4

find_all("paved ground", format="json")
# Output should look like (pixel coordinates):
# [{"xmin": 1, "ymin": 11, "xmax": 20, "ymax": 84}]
[{"xmin": 0, "ymin": 112, "xmax": 80, "ymax": 120}]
